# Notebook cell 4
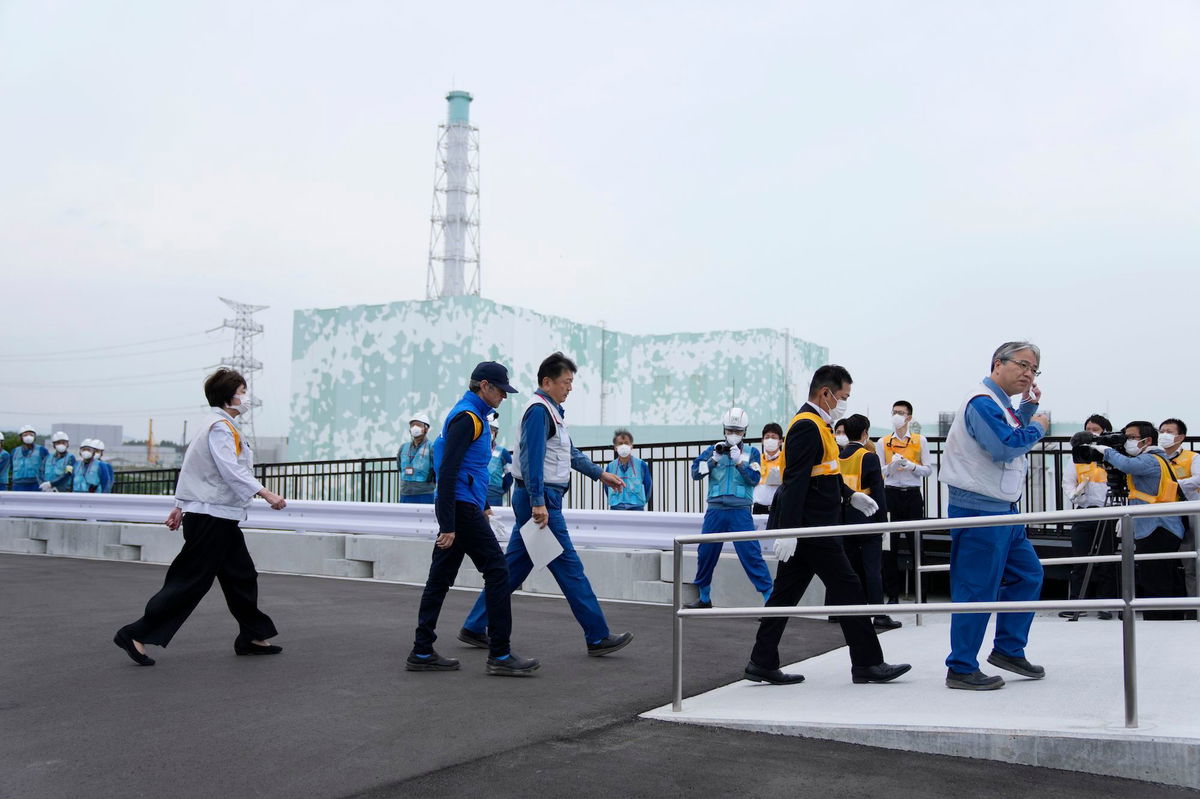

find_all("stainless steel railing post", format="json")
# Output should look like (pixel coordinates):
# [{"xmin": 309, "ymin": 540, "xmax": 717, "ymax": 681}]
[
  {"xmin": 914, "ymin": 527, "xmax": 924, "ymax": 627},
  {"xmin": 672, "ymin": 539, "xmax": 684, "ymax": 713},
  {"xmin": 1119, "ymin": 514, "xmax": 1138, "ymax": 729}
]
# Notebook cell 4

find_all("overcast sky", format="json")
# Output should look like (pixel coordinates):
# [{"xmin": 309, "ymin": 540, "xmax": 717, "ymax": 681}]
[{"xmin": 1, "ymin": 0, "xmax": 1197, "ymax": 449}]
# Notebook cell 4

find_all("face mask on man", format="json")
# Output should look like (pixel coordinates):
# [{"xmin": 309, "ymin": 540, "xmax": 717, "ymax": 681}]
[
  {"xmin": 1158, "ymin": 433, "xmax": 1177, "ymax": 450},
  {"xmin": 762, "ymin": 437, "xmax": 780, "ymax": 454},
  {"xmin": 410, "ymin": 425, "xmax": 425, "ymax": 438},
  {"xmin": 616, "ymin": 444, "xmax": 632, "ymax": 458},
  {"xmin": 891, "ymin": 414, "xmax": 908, "ymax": 431},
  {"xmin": 21, "ymin": 434, "xmax": 35, "ymax": 445},
  {"xmin": 826, "ymin": 393, "xmax": 848, "ymax": 423},
  {"xmin": 81, "ymin": 450, "xmax": 94, "ymax": 461},
  {"xmin": 725, "ymin": 433, "xmax": 743, "ymax": 446},
  {"xmin": 835, "ymin": 434, "xmax": 850, "ymax": 448},
  {"xmin": 54, "ymin": 443, "xmax": 68, "ymax": 454},
  {"xmin": 1124, "ymin": 439, "xmax": 1144, "ymax": 457}
]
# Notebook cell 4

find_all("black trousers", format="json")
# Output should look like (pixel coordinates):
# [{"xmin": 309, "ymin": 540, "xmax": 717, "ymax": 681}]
[
  {"xmin": 1136, "ymin": 527, "xmax": 1185, "ymax": 620},
  {"xmin": 752, "ymin": 535, "xmax": 884, "ymax": 669},
  {"xmin": 414, "ymin": 502, "xmax": 512, "ymax": 657},
  {"xmin": 124, "ymin": 513, "xmax": 277, "ymax": 647},
  {"xmin": 882, "ymin": 487, "xmax": 924, "ymax": 601},
  {"xmin": 1067, "ymin": 519, "xmax": 1118, "ymax": 599},
  {"xmin": 836, "ymin": 533, "xmax": 884, "ymax": 606}
]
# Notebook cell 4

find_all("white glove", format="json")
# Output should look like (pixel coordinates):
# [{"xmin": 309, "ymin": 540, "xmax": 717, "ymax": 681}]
[
  {"xmin": 711, "ymin": 443, "xmax": 725, "ymax": 460},
  {"xmin": 1090, "ymin": 444, "xmax": 1111, "ymax": 455},
  {"xmin": 698, "ymin": 460, "xmax": 711, "ymax": 476},
  {"xmin": 773, "ymin": 537, "xmax": 797, "ymax": 563},
  {"xmin": 892, "ymin": 457, "xmax": 913, "ymax": 472},
  {"xmin": 728, "ymin": 445, "xmax": 742, "ymax": 464},
  {"xmin": 849, "ymin": 492, "xmax": 879, "ymax": 516},
  {"xmin": 1069, "ymin": 481, "xmax": 1089, "ymax": 504},
  {"xmin": 39, "ymin": 482, "xmax": 52, "ymax": 492}
]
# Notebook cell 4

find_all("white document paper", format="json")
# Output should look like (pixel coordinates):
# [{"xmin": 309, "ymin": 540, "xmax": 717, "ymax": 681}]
[{"xmin": 519, "ymin": 518, "xmax": 564, "ymax": 572}]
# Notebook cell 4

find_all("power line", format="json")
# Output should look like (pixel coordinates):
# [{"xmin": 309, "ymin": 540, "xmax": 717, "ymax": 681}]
[
  {"xmin": 5, "ymin": 368, "xmax": 205, "ymax": 389},
  {"xmin": 0, "ymin": 330, "xmax": 222, "ymax": 360},
  {"xmin": 0, "ymin": 405, "xmax": 208, "ymax": 418},
  {"xmin": 0, "ymin": 338, "xmax": 230, "ymax": 363}
]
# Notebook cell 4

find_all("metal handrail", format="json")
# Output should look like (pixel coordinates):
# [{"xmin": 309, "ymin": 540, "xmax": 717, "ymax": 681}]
[{"xmin": 670, "ymin": 500, "xmax": 1200, "ymax": 729}]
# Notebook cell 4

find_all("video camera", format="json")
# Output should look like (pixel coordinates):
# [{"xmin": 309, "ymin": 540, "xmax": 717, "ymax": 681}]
[
  {"xmin": 714, "ymin": 442, "xmax": 734, "ymax": 456},
  {"xmin": 1070, "ymin": 431, "xmax": 1128, "ymax": 500}
]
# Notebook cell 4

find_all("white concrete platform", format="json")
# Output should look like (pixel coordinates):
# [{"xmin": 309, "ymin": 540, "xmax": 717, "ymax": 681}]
[{"xmin": 643, "ymin": 613, "xmax": 1200, "ymax": 789}]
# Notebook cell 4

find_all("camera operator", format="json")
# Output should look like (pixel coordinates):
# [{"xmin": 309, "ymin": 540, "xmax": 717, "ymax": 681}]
[
  {"xmin": 1159, "ymin": 418, "xmax": 1198, "ymax": 601},
  {"xmin": 1091, "ymin": 421, "xmax": 1187, "ymax": 619},
  {"xmin": 1059, "ymin": 414, "xmax": 1117, "ymax": 618}
]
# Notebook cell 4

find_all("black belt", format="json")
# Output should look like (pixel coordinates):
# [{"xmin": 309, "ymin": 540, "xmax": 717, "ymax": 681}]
[{"xmin": 887, "ymin": 486, "xmax": 922, "ymax": 492}]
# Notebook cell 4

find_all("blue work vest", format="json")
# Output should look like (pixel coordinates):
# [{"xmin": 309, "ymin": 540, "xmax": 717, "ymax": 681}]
[
  {"xmin": 399, "ymin": 439, "xmax": 435, "ymax": 483},
  {"xmin": 73, "ymin": 459, "xmax": 103, "ymax": 493},
  {"xmin": 487, "ymin": 447, "xmax": 510, "ymax": 495},
  {"xmin": 605, "ymin": 457, "xmax": 648, "ymax": 508},
  {"xmin": 9, "ymin": 445, "xmax": 49, "ymax": 484},
  {"xmin": 43, "ymin": 452, "xmax": 77, "ymax": 490},
  {"xmin": 708, "ymin": 447, "xmax": 758, "ymax": 503},
  {"xmin": 432, "ymin": 391, "xmax": 493, "ymax": 510}
]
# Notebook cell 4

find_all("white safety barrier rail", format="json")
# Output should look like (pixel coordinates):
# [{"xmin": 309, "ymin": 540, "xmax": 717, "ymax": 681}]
[
  {"xmin": 670, "ymin": 501, "xmax": 1200, "ymax": 728},
  {"xmin": 0, "ymin": 492, "xmax": 757, "ymax": 551}
]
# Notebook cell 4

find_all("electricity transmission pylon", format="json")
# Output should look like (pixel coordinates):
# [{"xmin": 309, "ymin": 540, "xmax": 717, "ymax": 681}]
[{"xmin": 210, "ymin": 297, "xmax": 267, "ymax": 446}]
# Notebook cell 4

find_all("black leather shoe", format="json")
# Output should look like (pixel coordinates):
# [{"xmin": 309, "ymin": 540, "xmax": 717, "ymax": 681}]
[
  {"xmin": 1058, "ymin": 610, "xmax": 1086, "ymax": 620},
  {"xmin": 113, "ymin": 628, "xmax": 155, "ymax": 666},
  {"xmin": 743, "ymin": 660, "xmax": 805, "ymax": 685},
  {"xmin": 405, "ymin": 650, "xmax": 460, "ymax": 671},
  {"xmin": 946, "ymin": 669, "xmax": 1005, "ymax": 690},
  {"xmin": 683, "ymin": 599, "xmax": 712, "ymax": 609},
  {"xmin": 486, "ymin": 652, "xmax": 540, "ymax": 676},
  {"xmin": 873, "ymin": 615, "xmax": 903, "ymax": 630},
  {"xmin": 1097, "ymin": 611, "xmax": 1114, "ymax": 620},
  {"xmin": 457, "ymin": 627, "xmax": 490, "ymax": 648},
  {"xmin": 587, "ymin": 631, "xmax": 633, "ymax": 657},
  {"xmin": 986, "ymin": 650, "xmax": 1044, "ymax": 679},
  {"xmin": 234, "ymin": 635, "xmax": 282, "ymax": 656},
  {"xmin": 851, "ymin": 662, "xmax": 911, "ymax": 684}
]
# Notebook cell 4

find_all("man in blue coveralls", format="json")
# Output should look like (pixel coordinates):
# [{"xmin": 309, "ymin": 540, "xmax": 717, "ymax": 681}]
[
  {"xmin": 5, "ymin": 424, "xmax": 50, "ymax": 491},
  {"xmin": 40, "ymin": 431, "xmax": 77, "ymax": 492},
  {"xmin": 397, "ymin": 413, "xmax": 436, "ymax": 504},
  {"xmin": 684, "ymin": 407, "xmax": 774, "ymax": 609},
  {"xmin": 460, "ymin": 352, "xmax": 634, "ymax": 658},
  {"xmin": 938, "ymin": 341, "xmax": 1051, "ymax": 690},
  {"xmin": 604, "ymin": 428, "xmax": 652, "ymax": 511}
]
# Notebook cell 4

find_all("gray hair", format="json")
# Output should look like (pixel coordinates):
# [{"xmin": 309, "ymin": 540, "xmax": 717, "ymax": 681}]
[
  {"xmin": 468, "ymin": 379, "xmax": 482, "ymax": 392},
  {"xmin": 612, "ymin": 427, "xmax": 634, "ymax": 444},
  {"xmin": 991, "ymin": 341, "xmax": 1041, "ymax": 371}
]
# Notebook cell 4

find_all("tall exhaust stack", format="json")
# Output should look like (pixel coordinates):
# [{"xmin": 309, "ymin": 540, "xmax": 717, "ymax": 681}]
[{"xmin": 426, "ymin": 90, "xmax": 481, "ymax": 299}]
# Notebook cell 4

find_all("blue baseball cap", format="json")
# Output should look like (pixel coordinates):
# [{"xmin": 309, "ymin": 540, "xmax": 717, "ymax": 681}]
[{"xmin": 471, "ymin": 361, "xmax": 519, "ymax": 394}]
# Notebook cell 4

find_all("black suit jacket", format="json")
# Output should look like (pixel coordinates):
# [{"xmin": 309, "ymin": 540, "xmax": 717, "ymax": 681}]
[
  {"xmin": 839, "ymin": 442, "xmax": 888, "ymax": 524},
  {"xmin": 767, "ymin": 402, "xmax": 853, "ymax": 531}
]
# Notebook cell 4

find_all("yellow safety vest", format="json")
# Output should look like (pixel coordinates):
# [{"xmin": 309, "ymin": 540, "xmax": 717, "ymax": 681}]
[
  {"xmin": 219, "ymin": 419, "xmax": 242, "ymax": 456},
  {"xmin": 1075, "ymin": 462, "xmax": 1107, "ymax": 485},
  {"xmin": 759, "ymin": 448, "xmax": 785, "ymax": 485},
  {"xmin": 1127, "ymin": 455, "xmax": 1180, "ymax": 504},
  {"xmin": 1169, "ymin": 449, "xmax": 1196, "ymax": 480},
  {"xmin": 838, "ymin": 446, "xmax": 871, "ymax": 493},
  {"xmin": 787, "ymin": 410, "xmax": 840, "ymax": 477},
  {"xmin": 881, "ymin": 433, "xmax": 923, "ymax": 466}
]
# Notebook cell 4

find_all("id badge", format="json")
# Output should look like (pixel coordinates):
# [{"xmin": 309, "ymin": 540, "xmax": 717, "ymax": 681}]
[{"xmin": 405, "ymin": 467, "xmax": 415, "ymax": 476}]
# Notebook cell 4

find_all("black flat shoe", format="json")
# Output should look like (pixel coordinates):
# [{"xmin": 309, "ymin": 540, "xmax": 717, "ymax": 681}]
[
  {"xmin": 743, "ymin": 660, "xmax": 805, "ymax": 685},
  {"xmin": 113, "ymin": 628, "xmax": 155, "ymax": 666},
  {"xmin": 851, "ymin": 662, "xmax": 911, "ymax": 684},
  {"xmin": 405, "ymin": 650, "xmax": 461, "ymax": 671},
  {"xmin": 234, "ymin": 638, "xmax": 283, "ymax": 656}
]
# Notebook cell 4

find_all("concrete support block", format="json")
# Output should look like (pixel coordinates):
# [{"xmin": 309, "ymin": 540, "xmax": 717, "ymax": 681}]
[
  {"xmin": 30, "ymin": 520, "xmax": 122, "ymax": 558},
  {"xmin": 344, "ymin": 535, "xmax": 436, "ymax": 583},
  {"xmin": 119, "ymin": 524, "xmax": 184, "ymax": 564},
  {"xmin": 103, "ymin": 544, "xmax": 142, "ymax": 561},
  {"xmin": 323, "ymin": 558, "xmax": 373, "ymax": 578},
  {"xmin": 0, "ymin": 518, "xmax": 33, "ymax": 551},
  {"xmin": 242, "ymin": 529, "xmax": 353, "ymax": 577}
]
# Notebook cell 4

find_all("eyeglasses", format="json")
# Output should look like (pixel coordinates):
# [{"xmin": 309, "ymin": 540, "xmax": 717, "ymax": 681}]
[{"xmin": 1004, "ymin": 358, "xmax": 1042, "ymax": 377}]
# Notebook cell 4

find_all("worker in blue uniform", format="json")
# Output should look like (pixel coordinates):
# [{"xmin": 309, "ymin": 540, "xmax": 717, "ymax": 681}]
[
  {"xmin": 40, "ymin": 431, "xmax": 77, "ymax": 492},
  {"xmin": 684, "ymin": 407, "xmax": 773, "ymax": 609},
  {"xmin": 93, "ymin": 440, "xmax": 115, "ymax": 492},
  {"xmin": 398, "ymin": 413, "xmax": 436, "ymax": 504},
  {"xmin": 604, "ymin": 428, "xmax": 652, "ymax": 511},
  {"xmin": 0, "ymin": 443, "xmax": 10, "ymax": 491},
  {"xmin": 938, "ymin": 341, "xmax": 1050, "ymax": 690},
  {"xmin": 460, "ymin": 352, "xmax": 634, "ymax": 658},
  {"xmin": 73, "ymin": 441, "xmax": 105, "ymax": 493},
  {"xmin": 485, "ymin": 415, "xmax": 513, "ymax": 507},
  {"xmin": 6, "ymin": 424, "xmax": 50, "ymax": 491}
]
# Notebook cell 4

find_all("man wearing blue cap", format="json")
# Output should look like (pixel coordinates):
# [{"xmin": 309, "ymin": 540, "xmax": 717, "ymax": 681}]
[{"xmin": 408, "ymin": 361, "xmax": 540, "ymax": 677}]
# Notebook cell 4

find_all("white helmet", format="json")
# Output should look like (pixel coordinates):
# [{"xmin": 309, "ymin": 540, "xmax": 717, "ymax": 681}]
[
  {"xmin": 93, "ymin": 439, "xmax": 106, "ymax": 451},
  {"xmin": 488, "ymin": 414, "xmax": 500, "ymax": 431},
  {"xmin": 18, "ymin": 423, "xmax": 35, "ymax": 435},
  {"xmin": 721, "ymin": 407, "xmax": 749, "ymax": 432},
  {"xmin": 52, "ymin": 431, "xmax": 69, "ymax": 443},
  {"xmin": 409, "ymin": 413, "xmax": 431, "ymax": 427}
]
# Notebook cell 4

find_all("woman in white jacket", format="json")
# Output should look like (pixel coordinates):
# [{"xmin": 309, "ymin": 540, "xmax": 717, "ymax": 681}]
[{"xmin": 114, "ymin": 369, "xmax": 288, "ymax": 666}]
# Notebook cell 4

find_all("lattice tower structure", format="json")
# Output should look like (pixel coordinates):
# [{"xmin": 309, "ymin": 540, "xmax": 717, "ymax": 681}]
[
  {"xmin": 426, "ymin": 90, "xmax": 480, "ymax": 299},
  {"xmin": 215, "ymin": 297, "xmax": 267, "ymax": 446}
]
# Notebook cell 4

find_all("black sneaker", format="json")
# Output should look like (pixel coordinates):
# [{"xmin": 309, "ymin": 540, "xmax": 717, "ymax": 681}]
[
  {"xmin": 457, "ymin": 627, "xmax": 490, "ymax": 649},
  {"xmin": 946, "ymin": 669, "xmax": 1005, "ymax": 690},
  {"xmin": 683, "ymin": 599, "xmax": 712, "ymax": 609},
  {"xmin": 986, "ymin": 650, "xmax": 1045, "ymax": 679},
  {"xmin": 405, "ymin": 650, "xmax": 460, "ymax": 672},
  {"xmin": 486, "ymin": 652, "xmax": 540, "ymax": 676},
  {"xmin": 586, "ymin": 632, "xmax": 633, "ymax": 657}
]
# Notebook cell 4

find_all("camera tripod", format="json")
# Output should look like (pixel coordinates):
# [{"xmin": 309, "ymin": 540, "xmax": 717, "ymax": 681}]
[{"xmin": 1061, "ymin": 490, "xmax": 1126, "ymax": 622}]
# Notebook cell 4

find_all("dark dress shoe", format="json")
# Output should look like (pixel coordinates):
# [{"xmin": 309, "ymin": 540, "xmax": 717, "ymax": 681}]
[
  {"xmin": 457, "ymin": 627, "xmax": 490, "ymax": 648},
  {"xmin": 587, "ymin": 631, "xmax": 633, "ymax": 657},
  {"xmin": 946, "ymin": 669, "xmax": 1005, "ymax": 690},
  {"xmin": 873, "ymin": 616, "xmax": 902, "ymax": 630},
  {"xmin": 1097, "ymin": 611, "xmax": 1114, "ymax": 620},
  {"xmin": 851, "ymin": 662, "xmax": 911, "ymax": 684},
  {"xmin": 986, "ymin": 650, "xmax": 1044, "ymax": 679},
  {"xmin": 486, "ymin": 652, "xmax": 540, "ymax": 676},
  {"xmin": 683, "ymin": 599, "xmax": 712, "ymax": 609},
  {"xmin": 405, "ymin": 650, "xmax": 460, "ymax": 671},
  {"xmin": 234, "ymin": 637, "xmax": 283, "ymax": 656},
  {"xmin": 743, "ymin": 660, "xmax": 805, "ymax": 685},
  {"xmin": 113, "ymin": 628, "xmax": 155, "ymax": 666}
]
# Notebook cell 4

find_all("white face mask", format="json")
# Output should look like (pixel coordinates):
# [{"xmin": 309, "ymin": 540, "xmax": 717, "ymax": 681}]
[
  {"xmin": 230, "ymin": 393, "xmax": 252, "ymax": 414},
  {"xmin": 1124, "ymin": 439, "xmax": 1144, "ymax": 456},
  {"xmin": 21, "ymin": 434, "xmax": 35, "ymax": 445},
  {"xmin": 762, "ymin": 437, "xmax": 780, "ymax": 454},
  {"xmin": 410, "ymin": 425, "xmax": 425, "ymax": 438},
  {"xmin": 725, "ymin": 433, "xmax": 743, "ymax": 446},
  {"xmin": 826, "ymin": 394, "xmax": 848, "ymax": 423},
  {"xmin": 616, "ymin": 444, "xmax": 632, "ymax": 458},
  {"xmin": 81, "ymin": 450, "xmax": 94, "ymax": 461},
  {"xmin": 835, "ymin": 434, "xmax": 850, "ymax": 447},
  {"xmin": 55, "ymin": 443, "xmax": 68, "ymax": 454},
  {"xmin": 1158, "ymin": 433, "xmax": 1177, "ymax": 450},
  {"xmin": 891, "ymin": 414, "xmax": 908, "ymax": 431}
]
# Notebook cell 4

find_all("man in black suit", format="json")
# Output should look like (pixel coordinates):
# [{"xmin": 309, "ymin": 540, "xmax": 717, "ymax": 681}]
[{"xmin": 745, "ymin": 365, "xmax": 911, "ymax": 686}]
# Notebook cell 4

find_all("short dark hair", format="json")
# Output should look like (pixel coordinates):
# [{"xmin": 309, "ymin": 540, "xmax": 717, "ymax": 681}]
[
  {"xmin": 1123, "ymin": 421, "xmax": 1157, "ymax": 445},
  {"xmin": 833, "ymin": 420, "xmax": 845, "ymax": 433},
  {"xmin": 761, "ymin": 422, "xmax": 783, "ymax": 438},
  {"xmin": 1160, "ymin": 418, "xmax": 1188, "ymax": 436},
  {"xmin": 1085, "ymin": 414, "xmax": 1113, "ymax": 433},
  {"xmin": 537, "ymin": 352, "xmax": 577, "ymax": 384},
  {"xmin": 613, "ymin": 428, "xmax": 633, "ymax": 444},
  {"xmin": 892, "ymin": 400, "xmax": 913, "ymax": 415},
  {"xmin": 842, "ymin": 413, "xmax": 870, "ymax": 441},
  {"xmin": 808, "ymin": 364, "xmax": 852, "ymax": 398},
  {"xmin": 204, "ymin": 368, "xmax": 246, "ymax": 408}
]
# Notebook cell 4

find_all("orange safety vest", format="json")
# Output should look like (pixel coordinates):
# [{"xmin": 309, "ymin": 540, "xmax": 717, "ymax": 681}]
[
  {"xmin": 1075, "ymin": 462, "xmax": 1107, "ymax": 485},
  {"xmin": 787, "ymin": 410, "xmax": 840, "ymax": 477},
  {"xmin": 1169, "ymin": 449, "xmax": 1196, "ymax": 480},
  {"xmin": 218, "ymin": 419, "xmax": 243, "ymax": 456},
  {"xmin": 759, "ymin": 448, "xmax": 785, "ymax": 485},
  {"xmin": 838, "ymin": 446, "xmax": 871, "ymax": 493},
  {"xmin": 1127, "ymin": 455, "xmax": 1181, "ymax": 504},
  {"xmin": 880, "ymin": 432, "xmax": 923, "ymax": 466}
]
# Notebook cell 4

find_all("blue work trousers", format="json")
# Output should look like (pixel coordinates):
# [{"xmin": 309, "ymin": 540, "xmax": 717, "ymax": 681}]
[
  {"xmin": 464, "ymin": 485, "xmax": 610, "ymax": 644},
  {"xmin": 693, "ymin": 506, "xmax": 773, "ymax": 593},
  {"xmin": 10, "ymin": 481, "xmax": 39, "ymax": 492},
  {"xmin": 400, "ymin": 493, "xmax": 435, "ymax": 505},
  {"xmin": 946, "ymin": 504, "xmax": 1044, "ymax": 674}
]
